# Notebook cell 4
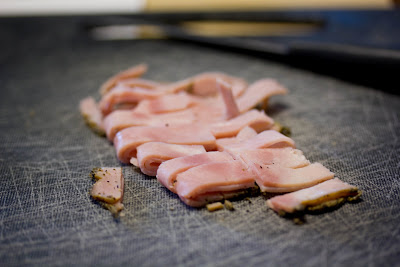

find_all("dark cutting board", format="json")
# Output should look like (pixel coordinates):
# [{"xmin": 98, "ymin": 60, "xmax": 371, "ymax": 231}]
[{"xmin": 0, "ymin": 16, "xmax": 399, "ymax": 266}]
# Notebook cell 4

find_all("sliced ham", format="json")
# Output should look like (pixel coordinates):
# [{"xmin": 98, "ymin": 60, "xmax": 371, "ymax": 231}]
[
  {"xmin": 210, "ymin": 110, "xmax": 274, "ymax": 139},
  {"xmin": 252, "ymin": 162, "xmax": 334, "ymax": 193},
  {"xmin": 90, "ymin": 167, "xmax": 124, "ymax": 214},
  {"xmin": 103, "ymin": 108, "xmax": 196, "ymax": 141},
  {"xmin": 157, "ymin": 151, "xmax": 233, "ymax": 193},
  {"xmin": 174, "ymin": 161, "xmax": 256, "ymax": 207},
  {"xmin": 217, "ymin": 78, "xmax": 240, "ymax": 120},
  {"xmin": 216, "ymin": 126, "xmax": 258, "ymax": 151},
  {"xmin": 133, "ymin": 92, "xmax": 196, "ymax": 114},
  {"xmin": 99, "ymin": 86, "xmax": 163, "ymax": 116},
  {"xmin": 223, "ymin": 130, "xmax": 295, "ymax": 153},
  {"xmin": 79, "ymin": 97, "xmax": 105, "ymax": 136},
  {"xmin": 117, "ymin": 78, "xmax": 161, "ymax": 89},
  {"xmin": 114, "ymin": 125, "xmax": 216, "ymax": 164},
  {"xmin": 237, "ymin": 79, "xmax": 288, "ymax": 113},
  {"xmin": 266, "ymin": 178, "xmax": 360, "ymax": 215},
  {"xmin": 136, "ymin": 142, "xmax": 206, "ymax": 176},
  {"xmin": 238, "ymin": 148, "xmax": 310, "ymax": 169},
  {"xmin": 99, "ymin": 64, "xmax": 148, "ymax": 95},
  {"xmin": 191, "ymin": 72, "xmax": 247, "ymax": 97}
]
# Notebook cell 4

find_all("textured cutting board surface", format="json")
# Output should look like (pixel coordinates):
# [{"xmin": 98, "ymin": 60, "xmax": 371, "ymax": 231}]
[{"xmin": 0, "ymin": 17, "xmax": 399, "ymax": 266}]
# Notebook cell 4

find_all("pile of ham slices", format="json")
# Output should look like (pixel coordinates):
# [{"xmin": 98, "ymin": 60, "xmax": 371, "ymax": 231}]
[{"xmin": 81, "ymin": 64, "xmax": 361, "ymax": 217}]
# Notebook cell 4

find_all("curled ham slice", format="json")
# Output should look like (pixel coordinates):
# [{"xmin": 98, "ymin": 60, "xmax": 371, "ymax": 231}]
[
  {"xmin": 103, "ymin": 109, "xmax": 196, "ymax": 141},
  {"xmin": 210, "ymin": 110, "xmax": 274, "ymax": 139},
  {"xmin": 223, "ymin": 130, "xmax": 295, "ymax": 153},
  {"xmin": 133, "ymin": 92, "xmax": 196, "ymax": 114},
  {"xmin": 117, "ymin": 78, "xmax": 161, "ymax": 89},
  {"xmin": 191, "ymin": 72, "xmax": 247, "ymax": 97},
  {"xmin": 239, "ymin": 148, "xmax": 310, "ymax": 169},
  {"xmin": 174, "ymin": 161, "xmax": 256, "ymax": 207},
  {"xmin": 90, "ymin": 167, "xmax": 124, "ymax": 214},
  {"xmin": 99, "ymin": 86, "xmax": 163, "ymax": 116},
  {"xmin": 252, "ymin": 162, "xmax": 334, "ymax": 193},
  {"xmin": 136, "ymin": 142, "xmax": 206, "ymax": 176},
  {"xmin": 99, "ymin": 64, "xmax": 148, "ymax": 95},
  {"xmin": 237, "ymin": 79, "xmax": 288, "ymax": 113},
  {"xmin": 216, "ymin": 126, "xmax": 258, "ymax": 151},
  {"xmin": 157, "ymin": 151, "xmax": 233, "ymax": 193},
  {"xmin": 267, "ymin": 178, "xmax": 360, "ymax": 215},
  {"xmin": 217, "ymin": 78, "xmax": 240, "ymax": 120},
  {"xmin": 114, "ymin": 125, "xmax": 216, "ymax": 164}
]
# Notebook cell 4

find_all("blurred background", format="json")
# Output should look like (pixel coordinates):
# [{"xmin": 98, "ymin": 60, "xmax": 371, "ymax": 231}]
[{"xmin": 1, "ymin": 0, "xmax": 399, "ymax": 93}]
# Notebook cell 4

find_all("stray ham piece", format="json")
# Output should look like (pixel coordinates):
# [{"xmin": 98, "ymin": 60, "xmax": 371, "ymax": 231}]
[
  {"xmin": 267, "ymin": 178, "xmax": 360, "ymax": 215},
  {"xmin": 114, "ymin": 125, "xmax": 216, "ymax": 164},
  {"xmin": 136, "ymin": 142, "xmax": 206, "ymax": 176},
  {"xmin": 252, "ymin": 162, "xmax": 334, "ymax": 193},
  {"xmin": 79, "ymin": 97, "xmax": 105, "ymax": 136},
  {"xmin": 223, "ymin": 130, "xmax": 295, "ymax": 153},
  {"xmin": 210, "ymin": 110, "xmax": 274, "ymax": 139},
  {"xmin": 99, "ymin": 64, "xmax": 148, "ymax": 95},
  {"xmin": 99, "ymin": 86, "xmax": 163, "ymax": 116},
  {"xmin": 174, "ymin": 161, "xmax": 256, "ymax": 207},
  {"xmin": 103, "ymin": 108, "xmax": 196, "ymax": 141},
  {"xmin": 238, "ymin": 148, "xmax": 310, "ymax": 169},
  {"xmin": 237, "ymin": 79, "xmax": 288, "ymax": 113},
  {"xmin": 157, "ymin": 151, "xmax": 233, "ymax": 193},
  {"xmin": 90, "ymin": 167, "xmax": 124, "ymax": 214}
]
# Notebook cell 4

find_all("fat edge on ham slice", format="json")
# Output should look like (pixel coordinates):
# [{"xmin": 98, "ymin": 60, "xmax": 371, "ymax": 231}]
[
  {"xmin": 136, "ymin": 142, "xmax": 206, "ymax": 176},
  {"xmin": 156, "ymin": 151, "xmax": 234, "ymax": 193},
  {"xmin": 267, "ymin": 178, "xmax": 361, "ymax": 215},
  {"xmin": 174, "ymin": 161, "xmax": 257, "ymax": 207},
  {"xmin": 114, "ymin": 125, "xmax": 217, "ymax": 164},
  {"xmin": 252, "ymin": 162, "xmax": 334, "ymax": 193},
  {"xmin": 90, "ymin": 167, "xmax": 124, "ymax": 214}
]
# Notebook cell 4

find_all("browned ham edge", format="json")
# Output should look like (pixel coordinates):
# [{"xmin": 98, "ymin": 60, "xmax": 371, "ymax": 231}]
[
  {"xmin": 79, "ymin": 97, "xmax": 105, "ymax": 136},
  {"xmin": 266, "ymin": 178, "xmax": 361, "ymax": 215},
  {"xmin": 90, "ymin": 167, "xmax": 124, "ymax": 215}
]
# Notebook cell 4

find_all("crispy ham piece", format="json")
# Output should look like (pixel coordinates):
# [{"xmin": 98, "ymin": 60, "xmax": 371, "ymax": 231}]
[
  {"xmin": 114, "ymin": 125, "xmax": 216, "ymax": 164},
  {"xmin": 157, "ymin": 151, "xmax": 233, "ymax": 193},
  {"xmin": 79, "ymin": 97, "xmax": 105, "ymax": 136},
  {"xmin": 90, "ymin": 167, "xmax": 124, "ymax": 214},
  {"xmin": 174, "ymin": 161, "xmax": 256, "ymax": 207},
  {"xmin": 223, "ymin": 130, "xmax": 295, "ymax": 153},
  {"xmin": 267, "ymin": 178, "xmax": 360, "ymax": 215},
  {"xmin": 210, "ymin": 110, "xmax": 274, "ymax": 139},
  {"xmin": 136, "ymin": 142, "xmax": 206, "ymax": 176},
  {"xmin": 252, "ymin": 162, "xmax": 334, "ymax": 193},
  {"xmin": 238, "ymin": 148, "xmax": 310, "ymax": 169},
  {"xmin": 99, "ymin": 64, "xmax": 148, "ymax": 95},
  {"xmin": 237, "ymin": 79, "xmax": 288, "ymax": 113}
]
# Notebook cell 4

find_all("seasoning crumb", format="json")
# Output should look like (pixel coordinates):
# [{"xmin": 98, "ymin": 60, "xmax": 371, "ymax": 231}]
[
  {"xmin": 245, "ymin": 197, "xmax": 252, "ymax": 204},
  {"xmin": 206, "ymin": 202, "xmax": 224, "ymax": 212},
  {"xmin": 224, "ymin": 200, "xmax": 234, "ymax": 211},
  {"xmin": 170, "ymin": 207, "xmax": 174, "ymax": 211}
]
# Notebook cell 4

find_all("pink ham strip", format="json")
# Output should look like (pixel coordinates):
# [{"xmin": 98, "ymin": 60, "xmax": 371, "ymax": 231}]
[
  {"xmin": 133, "ymin": 92, "xmax": 196, "ymax": 114},
  {"xmin": 216, "ymin": 126, "xmax": 258, "ymax": 151},
  {"xmin": 117, "ymin": 78, "xmax": 161, "ymax": 89},
  {"xmin": 210, "ymin": 110, "xmax": 274, "ymax": 139},
  {"xmin": 251, "ymin": 162, "xmax": 334, "ymax": 193},
  {"xmin": 136, "ymin": 142, "xmax": 206, "ymax": 176},
  {"xmin": 90, "ymin": 167, "xmax": 124, "ymax": 214},
  {"xmin": 114, "ymin": 125, "xmax": 216, "ymax": 164},
  {"xmin": 237, "ymin": 79, "xmax": 288, "ymax": 113},
  {"xmin": 238, "ymin": 148, "xmax": 310, "ymax": 169},
  {"xmin": 266, "ymin": 178, "xmax": 360, "ymax": 214},
  {"xmin": 216, "ymin": 78, "xmax": 240, "ymax": 120},
  {"xmin": 99, "ymin": 64, "xmax": 148, "ymax": 95},
  {"xmin": 99, "ymin": 86, "xmax": 164, "ymax": 116},
  {"xmin": 191, "ymin": 72, "xmax": 247, "ymax": 97},
  {"xmin": 103, "ymin": 108, "xmax": 196, "ymax": 141},
  {"xmin": 222, "ymin": 130, "xmax": 295, "ymax": 154},
  {"xmin": 157, "ymin": 151, "xmax": 233, "ymax": 193},
  {"xmin": 174, "ymin": 161, "xmax": 256, "ymax": 207},
  {"xmin": 79, "ymin": 97, "xmax": 105, "ymax": 135}
]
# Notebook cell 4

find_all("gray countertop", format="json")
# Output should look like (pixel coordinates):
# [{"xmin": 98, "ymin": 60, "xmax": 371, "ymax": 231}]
[{"xmin": 1, "ymin": 17, "xmax": 399, "ymax": 266}]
